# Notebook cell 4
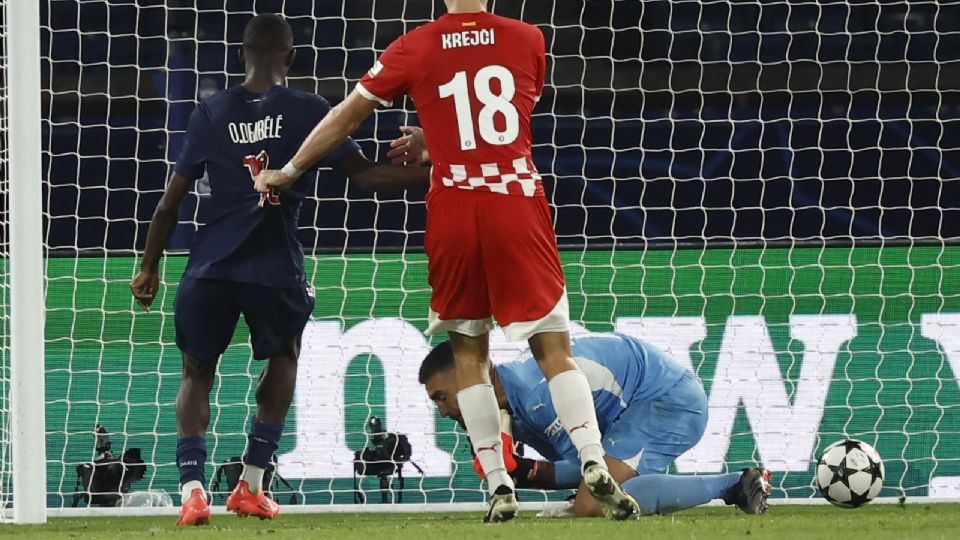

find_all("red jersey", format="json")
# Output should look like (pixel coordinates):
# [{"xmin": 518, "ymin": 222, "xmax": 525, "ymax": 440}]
[{"xmin": 357, "ymin": 11, "xmax": 546, "ymax": 197}]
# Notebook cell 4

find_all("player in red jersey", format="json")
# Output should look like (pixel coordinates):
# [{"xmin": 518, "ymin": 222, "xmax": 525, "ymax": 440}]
[{"xmin": 255, "ymin": 0, "xmax": 639, "ymax": 521}]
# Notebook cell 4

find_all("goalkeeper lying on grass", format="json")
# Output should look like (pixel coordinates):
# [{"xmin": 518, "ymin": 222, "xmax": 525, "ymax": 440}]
[{"xmin": 419, "ymin": 332, "xmax": 772, "ymax": 518}]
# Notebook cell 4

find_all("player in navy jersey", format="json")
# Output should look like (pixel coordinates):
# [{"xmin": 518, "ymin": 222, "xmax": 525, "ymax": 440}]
[
  {"xmin": 129, "ymin": 14, "xmax": 429, "ymax": 526},
  {"xmin": 420, "ymin": 333, "xmax": 773, "ymax": 517}
]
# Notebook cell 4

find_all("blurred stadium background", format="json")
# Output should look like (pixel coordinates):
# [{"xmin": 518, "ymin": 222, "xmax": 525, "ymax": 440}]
[{"xmin": 41, "ymin": 0, "xmax": 958, "ymax": 252}]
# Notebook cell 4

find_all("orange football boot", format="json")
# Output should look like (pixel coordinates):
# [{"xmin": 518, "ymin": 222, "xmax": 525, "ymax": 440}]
[
  {"xmin": 176, "ymin": 488, "xmax": 211, "ymax": 526},
  {"xmin": 226, "ymin": 480, "xmax": 280, "ymax": 520}
]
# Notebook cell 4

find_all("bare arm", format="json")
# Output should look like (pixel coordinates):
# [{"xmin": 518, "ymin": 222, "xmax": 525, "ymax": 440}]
[
  {"xmin": 290, "ymin": 90, "xmax": 379, "ymax": 171},
  {"xmin": 254, "ymin": 90, "xmax": 379, "ymax": 192},
  {"xmin": 336, "ymin": 150, "xmax": 430, "ymax": 193},
  {"xmin": 130, "ymin": 172, "xmax": 192, "ymax": 310}
]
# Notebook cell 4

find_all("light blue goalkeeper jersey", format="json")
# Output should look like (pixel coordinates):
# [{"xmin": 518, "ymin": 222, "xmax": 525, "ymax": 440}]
[{"xmin": 495, "ymin": 332, "xmax": 690, "ymax": 463}]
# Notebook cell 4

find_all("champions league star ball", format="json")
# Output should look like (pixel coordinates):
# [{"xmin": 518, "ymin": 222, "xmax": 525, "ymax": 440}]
[{"xmin": 816, "ymin": 439, "xmax": 885, "ymax": 508}]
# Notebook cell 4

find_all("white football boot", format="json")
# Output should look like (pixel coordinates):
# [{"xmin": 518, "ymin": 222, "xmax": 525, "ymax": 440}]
[{"xmin": 583, "ymin": 461, "xmax": 640, "ymax": 520}]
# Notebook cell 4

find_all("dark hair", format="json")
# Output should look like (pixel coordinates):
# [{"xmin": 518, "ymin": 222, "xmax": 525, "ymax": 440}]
[
  {"xmin": 242, "ymin": 13, "xmax": 293, "ymax": 54},
  {"xmin": 418, "ymin": 341, "xmax": 455, "ymax": 384}
]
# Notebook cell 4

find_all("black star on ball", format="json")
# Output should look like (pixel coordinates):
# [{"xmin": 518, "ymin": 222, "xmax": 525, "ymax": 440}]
[
  {"xmin": 841, "ymin": 439, "xmax": 864, "ymax": 453},
  {"xmin": 828, "ymin": 456, "xmax": 859, "ymax": 485},
  {"xmin": 846, "ymin": 487, "xmax": 874, "ymax": 508},
  {"xmin": 867, "ymin": 459, "xmax": 884, "ymax": 484}
]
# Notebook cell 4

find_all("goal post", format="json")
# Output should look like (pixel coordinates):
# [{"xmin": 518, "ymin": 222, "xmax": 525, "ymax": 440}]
[{"xmin": 3, "ymin": 0, "xmax": 46, "ymax": 525}]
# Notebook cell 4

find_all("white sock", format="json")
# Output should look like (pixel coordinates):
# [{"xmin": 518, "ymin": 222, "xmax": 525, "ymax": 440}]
[
  {"xmin": 180, "ymin": 479, "xmax": 204, "ymax": 502},
  {"xmin": 547, "ymin": 368, "xmax": 606, "ymax": 469},
  {"xmin": 242, "ymin": 464, "xmax": 266, "ymax": 494},
  {"xmin": 458, "ymin": 383, "xmax": 515, "ymax": 494}
]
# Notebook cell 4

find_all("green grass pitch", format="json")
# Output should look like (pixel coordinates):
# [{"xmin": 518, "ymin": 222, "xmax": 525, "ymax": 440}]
[{"xmin": 3, "ymin": 505, "xmax": 960, "ymax": 540}]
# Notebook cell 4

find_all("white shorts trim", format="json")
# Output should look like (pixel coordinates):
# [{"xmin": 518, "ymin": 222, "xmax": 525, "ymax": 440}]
[
  {"xmin": 426, "ymin": 309, "xmax": 494, "ymax": 337},
  {"xmin": 355, "ymin": 82, "xmax": 392, "ymax": 107},
  {"xmin": 426, "ymin": 292, "xmax": 570, "ymax": 341},
  {"xmin": 501, "ymin": 291, "xmax": 571, "ymax": 342}
]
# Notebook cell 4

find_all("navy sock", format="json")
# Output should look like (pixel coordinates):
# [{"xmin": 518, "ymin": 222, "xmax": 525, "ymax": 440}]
[
  {"xmin": 244, "ymin": 419, "xmax": 283, "ymax": 468},
  {"xmin": 176, "ymin": 436, "xmax": 207, "ymax": 485},
  {"xmin": 622, "ymin": 473, "xmax": 742, "ymax": 515}
]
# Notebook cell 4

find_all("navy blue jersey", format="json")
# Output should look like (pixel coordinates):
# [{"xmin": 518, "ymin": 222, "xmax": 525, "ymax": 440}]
[{"xmin": 173, "ymin": 85, "xmax": 359, "ymax": 287}]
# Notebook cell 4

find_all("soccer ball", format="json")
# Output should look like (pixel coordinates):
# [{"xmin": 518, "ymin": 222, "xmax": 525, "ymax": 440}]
[{"xmin": 815, "ymin": 439, "xmax": 885, "ymax": 508}]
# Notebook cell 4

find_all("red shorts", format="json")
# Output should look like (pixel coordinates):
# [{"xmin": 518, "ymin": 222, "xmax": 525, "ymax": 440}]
[{"xmin": 424, "ymin": 187, "xmax": 569, "ymax": 342}]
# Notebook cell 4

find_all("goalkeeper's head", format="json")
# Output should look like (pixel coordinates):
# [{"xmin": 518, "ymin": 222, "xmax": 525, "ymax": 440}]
[
  {"xmin": 240, "ymin": 13, "xmax": 295, "ymax": 71},
  {"xmin": 420, "ymin": 341, "xmax": 464, "ymax": 425},
  {"xmin": 419, "ymin": 340, "xmax": 510, "ymax": 428}
]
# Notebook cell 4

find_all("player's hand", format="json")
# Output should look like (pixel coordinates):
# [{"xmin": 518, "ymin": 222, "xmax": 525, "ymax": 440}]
[
  {"xmin": 471, "ymin": 431, "xmax": 539, "ymax": 488},
  {"xmin": 130, "ymin": 270, "xmax": 159, "ymax": 311},
  {"xmin": 254, "ymin": 169, "xmax": 294, "ymax": 192},
  {"xmin": 386, "ymin": 126, "xmax": 429, "ymax": 166},
  {"xmin": 472, "ymin": 431, "xmax": 520, "ymax": 478}
]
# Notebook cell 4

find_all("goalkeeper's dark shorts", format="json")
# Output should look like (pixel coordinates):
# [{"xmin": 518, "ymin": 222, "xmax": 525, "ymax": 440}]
[{"xmin": 174, "ymin": 275, "xmax": 315, "ymax": 364}]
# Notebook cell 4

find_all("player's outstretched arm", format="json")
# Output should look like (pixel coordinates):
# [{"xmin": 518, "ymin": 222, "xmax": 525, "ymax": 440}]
[
  {"xmin": 130, "ymin": 172, "xmax": 192, "ymax": 311},
  {"xmin": 472, "ymin": 450, "xmax": 557, "ymax": 490},
  {"xmin": 336, "ymin": 150, "xmax": 430, "ymax": 193},
  {"xmin": 255, "ymin": 90, "xmax": 379, "ymax": 192},
  {"xmin": 516, "ymin": 459, "xmax": 556, "ymax": 490}
]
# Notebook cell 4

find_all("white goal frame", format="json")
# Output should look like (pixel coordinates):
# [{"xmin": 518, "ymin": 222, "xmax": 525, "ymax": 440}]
[{"xmin": 4, "ymin": 0, "xmax": 46, "ymax": 526}]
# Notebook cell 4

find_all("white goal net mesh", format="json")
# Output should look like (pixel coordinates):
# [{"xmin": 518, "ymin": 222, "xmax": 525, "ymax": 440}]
[{"xmin": 9, "ymin": 0, "xmax": 957, "ymax": 512}]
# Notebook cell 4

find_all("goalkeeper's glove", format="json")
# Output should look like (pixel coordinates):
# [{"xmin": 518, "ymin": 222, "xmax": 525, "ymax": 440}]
[{"xmin": 471, "ymin": 411, "xmax": 540, "ymax": 488}]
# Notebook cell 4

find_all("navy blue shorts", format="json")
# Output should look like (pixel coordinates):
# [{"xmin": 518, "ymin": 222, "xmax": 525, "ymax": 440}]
[{"xmin": 174, "ymin": 275, "xmax": 315, "ymax": 364}]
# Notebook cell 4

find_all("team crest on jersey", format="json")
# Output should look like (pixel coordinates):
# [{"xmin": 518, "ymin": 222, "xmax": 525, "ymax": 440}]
[
  {"xmin": 368, "ymin": 61, "xmax": 384, "ymax": 78},
  {"xmin": 242, "ymin": 150, "xmax": 280, "ymax": 207}
]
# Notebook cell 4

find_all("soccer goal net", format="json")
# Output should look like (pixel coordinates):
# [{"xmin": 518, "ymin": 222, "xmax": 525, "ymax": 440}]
[{"xmin": 2, "ymin": 0, "xmax": 959, "ymax": 520}]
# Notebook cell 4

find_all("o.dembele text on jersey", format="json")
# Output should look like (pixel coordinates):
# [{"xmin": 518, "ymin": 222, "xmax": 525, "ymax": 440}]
[{"xmin": 228, "ymin": 114, "xmax": 284, "ymax": 144}]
